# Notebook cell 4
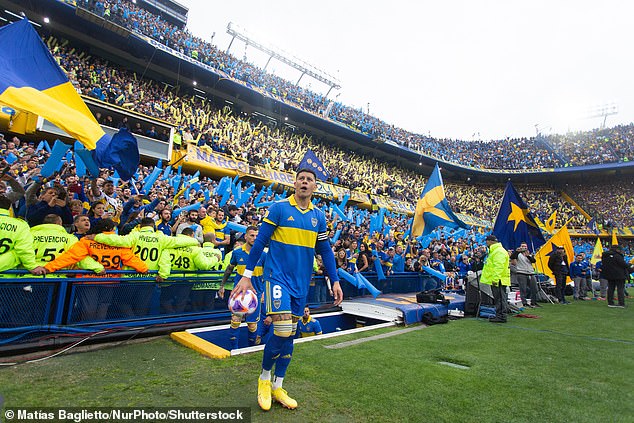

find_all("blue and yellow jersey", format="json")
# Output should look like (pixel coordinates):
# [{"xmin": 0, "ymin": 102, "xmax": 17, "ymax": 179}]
[
  {"xmin": 261, "ymin": 196, "xmax": 328, "ymax": 298},
  {"xmin": 209, "ymin": 218, "xmax": 230, "ymax": 243},
  {"xmin": 230, "ymin": 245, "xmax": 266, "ymax": 293},
  {"xmin": 347, "ymin": 248, "xmax": 358, "ymax": 265},
  {"xmin": 297, "ymin": 316, "xmax": 322, "ymax": 337}
]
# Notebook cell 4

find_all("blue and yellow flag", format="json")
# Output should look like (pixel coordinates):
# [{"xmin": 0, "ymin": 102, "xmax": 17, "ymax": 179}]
[
  {"xmin": 493, "ymin": 181, "xmax": 545, "ymax": 252},
  {"xmin": 0, "ymin": 18, "xmax": 139, "ymax": 179},
  {"xmin": 411, "ymin": 163, "xmax": 468, "ymax": 237},
  {"xmin": 0, "ymin": 18, "xmax": 106, "ymax": 150},
  {"xmin": 298, "ymin": 149, "xmax": 329, "ymax": 181}
]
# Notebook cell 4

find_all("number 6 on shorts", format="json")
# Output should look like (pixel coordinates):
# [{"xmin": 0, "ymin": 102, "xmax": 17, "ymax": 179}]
[
  {"xmin": 266, "ymin": 282, "xmax": 290, "ymax": 314},
  {"xmin": 273, "ymin": 285, "xmax": 282, "ymax": 299}
]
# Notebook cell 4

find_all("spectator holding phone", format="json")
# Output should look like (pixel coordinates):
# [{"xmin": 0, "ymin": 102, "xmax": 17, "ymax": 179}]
[{"xmin": 25, "ymin": 184, "xmax": 73, "ymax": 226}]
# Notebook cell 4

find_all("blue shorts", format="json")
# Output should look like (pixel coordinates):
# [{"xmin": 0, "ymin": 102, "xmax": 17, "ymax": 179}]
[{"xmin": 264, "ymin": 280, "xmax": 306, "ymax": 318}]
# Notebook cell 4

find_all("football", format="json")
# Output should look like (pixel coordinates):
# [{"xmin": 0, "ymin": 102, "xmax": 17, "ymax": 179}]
[{"xmin": 228, "ymin": 290, "xmax": 258, "ymax": 316}]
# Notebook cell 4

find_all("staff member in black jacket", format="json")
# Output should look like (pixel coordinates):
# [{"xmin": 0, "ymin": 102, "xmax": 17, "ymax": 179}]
[
  {"xmin": 548, "ymin": 245, "xmax": 570, "ymax": 304},
  {"xmin": 601, "ymin": 245, "xmax": 632, "ymax": 308}
]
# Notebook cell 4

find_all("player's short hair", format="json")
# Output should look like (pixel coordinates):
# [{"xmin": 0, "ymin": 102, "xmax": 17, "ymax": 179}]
[
  {"xmin": 246, "ymin": 225, "xmax": 258, "ymax": 233},
  {"xmin": 181, "ymin": 227, "xmax": 195, "ymax": 236},
  {"xmin": 296, "ymin": 167, "xmax": 317, "ymax": 180}
]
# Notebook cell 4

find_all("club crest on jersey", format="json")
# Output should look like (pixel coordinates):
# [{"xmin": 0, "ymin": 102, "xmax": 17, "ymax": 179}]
[
  {"xmin": 274, "ymin": 300, "xmax": 281, "ymax": 308},
  {"xmin": 311, "ymin": 217, "xmax": 318, "ymax": 227}
]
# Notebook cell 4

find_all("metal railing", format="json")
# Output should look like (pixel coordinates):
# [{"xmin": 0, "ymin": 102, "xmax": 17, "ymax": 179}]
[{"xmin": 0, "ymin": 270, "xmax": 441, "ymax": 346}]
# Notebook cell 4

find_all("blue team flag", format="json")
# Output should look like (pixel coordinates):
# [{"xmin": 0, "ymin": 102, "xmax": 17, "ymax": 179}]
[
  {"xmin": 411, "ymin": 163, "xmax": 468, "ymax": 237},
  {"xmin": 298, "ymin": 149, "xmax": 329, "ymax": 181},
  {"xmin": 493, "ymin": 181, "xmax": 546, "ymax": 252},
  {"xmin": 93, "ymin": 128, "xmax": 139, "ymax": 181},
  {"xmin": 586, "ymin": 217, "xmax": 600, "ymax": 235},
  {"xmin": 0, "ymin": 18, "xmax": 107, "ymax": 150}
]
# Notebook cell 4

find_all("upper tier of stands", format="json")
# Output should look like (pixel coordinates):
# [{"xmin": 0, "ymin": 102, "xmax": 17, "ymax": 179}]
[
  {"xmin": 75, "ymin": 0, "xmax": 633, "ymax": 170},
  {"xmin": 47, "ymin": 35, "xmax": 629, "ymax": 228}
]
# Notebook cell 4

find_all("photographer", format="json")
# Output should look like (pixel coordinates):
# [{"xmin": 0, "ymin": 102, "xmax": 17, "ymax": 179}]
[
  {"xmin": 510, "ymin": 242, "xmax": 540, "ymax": 308},
  {"xmin": 470, "ymin": 247, "xmax": 486, "ymax": 272},
  {"xmin": 25, "ymin": 184, "xmax": 73, "ymax": 226}
]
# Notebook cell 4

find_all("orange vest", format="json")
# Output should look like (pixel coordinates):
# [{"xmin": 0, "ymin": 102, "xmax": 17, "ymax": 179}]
[{"xmin": 44, "ymin": 232, "xmax": 148, "ymax": 282}]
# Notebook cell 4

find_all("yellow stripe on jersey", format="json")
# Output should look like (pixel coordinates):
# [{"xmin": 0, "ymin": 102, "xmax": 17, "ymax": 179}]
[
  {"xmin": 263, "ymin": 217, "xmax": 276, "ymax": 226},
  {"xmin": 236, "ymin": 264, "xmax": 263, "ymax": 277},
  {"xmin": 271, "ymin": 226, "xmax": 317, "ymax": 248}
]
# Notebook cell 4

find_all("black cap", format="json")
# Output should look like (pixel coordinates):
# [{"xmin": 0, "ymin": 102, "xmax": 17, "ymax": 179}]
[{"xmin": 485, "ymin": 235, "xmax": 498, "ymax": 242}]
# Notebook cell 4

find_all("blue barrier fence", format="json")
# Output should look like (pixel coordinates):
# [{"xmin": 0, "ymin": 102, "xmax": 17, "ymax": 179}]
[{"xmin": 0, "ymin": 270, "xmax": 440, "ymax": 345}]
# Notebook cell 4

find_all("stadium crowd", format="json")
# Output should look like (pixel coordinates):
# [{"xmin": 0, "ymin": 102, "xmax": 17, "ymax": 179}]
[
  {"xmin": 46, "ymin": 35, "xmax": 620, "ymax": 229},
  {"xmin": 0, "ymin": 130, "xmax": 632, "ymax": 325},
  {"xmin": 546, "ymin": 124, "xmax": 634, "ymax": 166},
  {"xmin": 2, "ymin": 32, "xmax": 616, "ymax": 232},
  {"xmin": 50, "ymin": 37, "xmax": 427, "ymax": 200},
  {"xmin": 75, "ymin": 0, "xmax": 634, "ymax": 169}
]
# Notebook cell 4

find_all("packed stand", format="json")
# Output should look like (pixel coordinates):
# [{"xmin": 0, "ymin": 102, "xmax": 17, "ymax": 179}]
[
  {"xmin": 51, "ymin": 35, "xmax": 604, "ymax": 227},
  {"xmin": 39, "ymin": 37, "xmax": 616, "ymax": 230},
  {"xmin": 74, "ymin": 0, "xmax": 573, "ymax": 170},
  {"xmin": 567, "ymin": 181, "xmax": 634, "ymax": 228},
  {"xmin": 545, "ymin": 124, "xmax": 634, "ymax": 166},
  {"xmin": 50, "ymin": 36, "xmax": 427, "ymax": 200}
]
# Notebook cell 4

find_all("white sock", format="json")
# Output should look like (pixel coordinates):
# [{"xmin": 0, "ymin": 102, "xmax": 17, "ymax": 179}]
[
  {"xmin": 260, "ymin": 369, "xmax": 271, "ymax": 381},
  {"xmin": 272, "ymin": 376, "xmax": 284, "ymax": 390}
]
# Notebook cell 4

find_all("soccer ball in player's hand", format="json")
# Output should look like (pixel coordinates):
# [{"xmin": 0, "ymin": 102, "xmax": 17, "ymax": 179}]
[{"xmin": 228, "ymin": 290, "xmax": 258, "ymax": 316}]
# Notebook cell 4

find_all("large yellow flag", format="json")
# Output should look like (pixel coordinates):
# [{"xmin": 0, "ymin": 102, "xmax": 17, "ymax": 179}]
[
  {"xmin": 534, "ymin": 225, "xmax": 574, "ymax": 283},
  {"xmin": 590, "ymin": 238, "xmax": 603, "ymax": 265}
]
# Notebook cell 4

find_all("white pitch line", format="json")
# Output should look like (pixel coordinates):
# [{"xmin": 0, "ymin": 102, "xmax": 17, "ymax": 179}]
[
  {"xmin": 324, "ymin": 324, "xmax": 426, "ymax": 349},
  {"xmin": 438, "ymin": 361, "xmax": 470, "ymax": 370}
]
